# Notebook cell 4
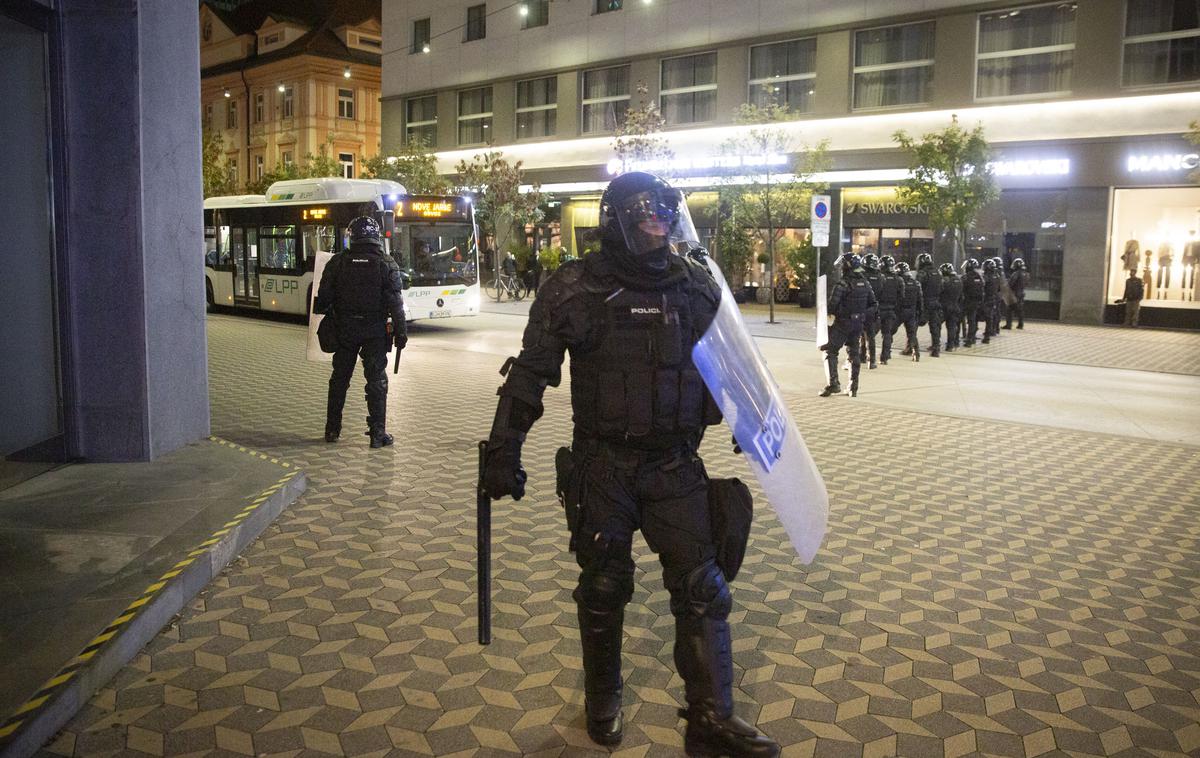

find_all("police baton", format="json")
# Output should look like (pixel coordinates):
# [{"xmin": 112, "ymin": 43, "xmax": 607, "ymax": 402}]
[
  {"xmin": 393, "ymin": 345, "xmax": 401, "ymax": 374},
  {"xmin": 476, "ymin": 440, "xmax": 492, "ymax": 645}
]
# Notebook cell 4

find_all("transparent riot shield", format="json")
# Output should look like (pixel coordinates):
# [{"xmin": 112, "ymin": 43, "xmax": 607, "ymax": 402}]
[
  {"xmin": 692, "ymin": 257, "xmax": 829, "ymax": 564},
  {"xmin": 306, "ymin": 250, "xmax": 335, "ymax": 363}
]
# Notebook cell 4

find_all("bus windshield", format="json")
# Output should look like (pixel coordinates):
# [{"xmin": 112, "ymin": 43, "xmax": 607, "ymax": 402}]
[{"xmin": 400, "ymin": 222, "xmax": 478, "ymax": 287}]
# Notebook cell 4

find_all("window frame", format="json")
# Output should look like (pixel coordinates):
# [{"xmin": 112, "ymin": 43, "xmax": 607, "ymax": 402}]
[
  {"xmin": 1120, "ymin": 0, "xmax": 1200, "ymax": 88},
  {"xmin": 254, "ymin": 154, "xmax": 264, "ymax": 181},
  {"xmin": 852, "ymin": 20, "xmax": 936, "ymax": 111},
  {"xmin": 522, "ymin": 0, "xmax": 550, "ymax": 29},
  {"xmin": 338, "ymin": 152, "xmax": 355, "ymax": 179},
  {"xmin": 226, "ymin": 98, "xmax": 238, "ymax": 129},
  {"xmin": 406, "ymin": 95, "xmax": 438, "ymax": 146},
  {"xmin": 457, "ymin": 86, "xmax": 494, "ymax": 146},
  {"xmin": 465, "ymin": 4, "xmax": 487, "ymax": 42},
  {"xmin": 596, "ymin": 0, "xmax": 622, "ymax": 13},
  {"xmin": 337, "ymin": 87, "xmax": 355, "ymax": 120},
  {"xmin": 280, "ymin": 85, "xmax": 294, "ymax": 119},
  {"xmin": 254, "ymin": 91, "xmax": 264, "ymax": 123},
  {"xmin": 580, "ymin": 64, "xmax": 632, "ymax": 135},
  {"xmin": 747, "ymin": 36, "xmax": 818, "ymax": 113},
  {"xmin": 411, "ymin": 18, "xmax": 431, "ymax": 54},
  {"xmin": 515, "ymin": 76, "xmax": 557, "ymax": 140},
  {"xmin": 974, "ymin": 1, "xmax": 1077, "ymax": 103},
  {"xmin": 659, "ymin": 51, "xmax": 719, "ymax": 127}
]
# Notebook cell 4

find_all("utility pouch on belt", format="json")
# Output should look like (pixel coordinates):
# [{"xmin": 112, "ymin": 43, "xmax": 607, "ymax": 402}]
[
  {"xmin": 708, "ymin": 477, "xmax": 753, "ymax": 582},
  {"xmin": 316, "ymin": 314, "xmax": 339, "ymax": 353},
  {"xmin": 555, "ymin": 446, "xmax": 581, "ymax": 552}
]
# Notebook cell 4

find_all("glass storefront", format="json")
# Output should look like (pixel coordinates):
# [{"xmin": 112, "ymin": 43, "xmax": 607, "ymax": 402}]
[
  {"xmin": 969, "ymin": 190, "xmax": 1067, "ymax": 319},
  {"xmin": 1108, "ymin": 187, "xmax": 1200, "ymax": 310}
]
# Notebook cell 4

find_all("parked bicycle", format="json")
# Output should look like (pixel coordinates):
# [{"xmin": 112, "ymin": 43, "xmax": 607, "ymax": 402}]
[{"xmin": 483, "ymin": 272, "xmax": 528, "ymax": 302}]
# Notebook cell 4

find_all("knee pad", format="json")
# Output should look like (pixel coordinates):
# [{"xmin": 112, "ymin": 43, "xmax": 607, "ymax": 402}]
[
  {"xmin": 364, "ymin": 379, "xmax": 388, "ymax": 400},
  {"xmin": 676, "ymin": 561, "xmax": 731, "ymax": 620},
  {"xmin": 574, "ymin": 571, "xmax": 633, "ymax": 613}
]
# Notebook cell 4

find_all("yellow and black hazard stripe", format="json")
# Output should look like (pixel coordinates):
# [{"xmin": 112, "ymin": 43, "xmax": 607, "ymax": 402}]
[{"xmin": 0, "ymin": 438, "xmax": 298, "ymax": 746}]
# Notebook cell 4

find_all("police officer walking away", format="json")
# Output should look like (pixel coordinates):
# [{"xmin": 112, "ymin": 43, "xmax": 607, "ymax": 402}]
[
  {"xmin": 821, "ymin": 253, "xmax": 876, "ymax": 397},
  {"xmin": 861, "ymin": 254, "xmax": 884, "ymax": 369},
  {"xmin": 961, "ymin": 258, "xmax": 984, "ymax": 347},
  {"xmin": 981, "ymin": 258, "xmax": 1000, "ymax": 343},
  {"xmin": 939, "ymin": 263, "xmax": 963, "ymax": 351},
  {"xmin": 877, "ymin": 255, "xmax": 902, "ymax": 365},
  {"xmin": 1004, "ymin": 258, "xmax": 1029, "ymax": 330},
  {"xmin": 313, "ymin": 216, "xmax": 407, "ymax": 447},
  {"xmin": 915, "ymin": 253, "xmax": 942, "ymax": 357},
  {"xmin": 481, "ymin": 172, "xmax": 780, "ymax": 757},
  {"xmin": 896, "ymin": 262, "xmax": 923, "ymax": 361}
]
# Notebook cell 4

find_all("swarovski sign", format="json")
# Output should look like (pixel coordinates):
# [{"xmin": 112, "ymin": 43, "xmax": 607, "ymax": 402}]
[{"xmin": 1126, "ymin": 152, "xmax": 1200, "ymax": 173}]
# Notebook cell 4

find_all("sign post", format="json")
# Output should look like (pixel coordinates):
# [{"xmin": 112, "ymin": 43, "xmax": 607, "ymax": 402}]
[{"xmin": 810, "ymin": 194, "xmax": 831, "ymax": 343}]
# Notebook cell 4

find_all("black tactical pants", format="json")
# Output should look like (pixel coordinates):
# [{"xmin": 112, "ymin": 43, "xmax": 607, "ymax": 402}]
[
  {"xmin": 1006, "ymin": 297, "xmax": 1025, "ymax": 328},
  {"xmin": 925, "ymin": 306, "xmax": 943, "ymax": 353},
  {"xmin": 963, "ymin": 300, "xmax": 982, "ymax": 344},
  {"xmin": 825, "ymin": 315, "xmax": 864, "ymax": 389},
  {"xmin": 569, "ymin": 443, "xmax": 730, "ymax": 721},
  {"xmin": 988, "ymin": 300, "xmax": 1001, "ymax": 336},
  {"xmin": 982, "ymin": 300, "xmax": 997, "ymax": 339},
  {"xmin": 327, "ymin": 335, "xmax": 390, "ymax": 433},
  {"xmin": 898, "ymin": 307, "xmax": 919, "ymax": 354},
  {"xmin": 879, "ymin": 309, "xmax": 898, "ymax": 361},
  {"xmin": 943, "ymin": 308, "xmax": 962, "ymax": 348},
  {"xmin": 862, "ymin": 311, "xmax": 879, "ymax": 364}
]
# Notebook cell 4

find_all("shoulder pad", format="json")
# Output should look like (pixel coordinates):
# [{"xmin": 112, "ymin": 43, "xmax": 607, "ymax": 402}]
[
  {"xmin": 536, "ymin": 260, "xmax": 588, "ymax": 310},
  {"xmin": 682, "ymin": 257, "xmax": 721, "ymax": 306}
]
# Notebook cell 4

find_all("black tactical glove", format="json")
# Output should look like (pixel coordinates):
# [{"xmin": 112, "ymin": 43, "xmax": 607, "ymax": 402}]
[
  {"xmin": 394, "ymin": 333, "xmax": 408, "ymax": 351},
  {"xmin": 731, "ymin": 434, "xmax": 743, "ymax": 455},
  {"xmin": 483, "ymin": 441, "xmax": 527, "ymax": 500}
]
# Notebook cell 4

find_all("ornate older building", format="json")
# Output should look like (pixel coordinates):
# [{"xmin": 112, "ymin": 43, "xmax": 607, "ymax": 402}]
[{"xmin": 200, "ymin": 0, "xmax": 383, "ymax": 189}]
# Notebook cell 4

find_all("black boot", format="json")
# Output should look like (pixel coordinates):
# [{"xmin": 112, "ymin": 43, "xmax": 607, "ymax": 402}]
[
  {"xmin": 324, "ymin": 423, "xmax": 340, "ymax": 443},
  {"xmin": 849, "ymin": 381, "xmax": 858, "ymax": 398},
  {"xmin": 676, "ymin": 616, "xmax": 780, "ymax": 758},
  {"xmin": 819, "ymin": 382, "xmax": 841, "ymax": 397},
  {"xmin": 366, "ymin": 386, "xmax": 392, "ymax": 448},
  {"xmin": 326, "ymin": 384, "xmax": 346, "ymax": 444},
  {"xmin": 366, "ymin": 419, "xmax": 393, "ymax": 448},
  {"xmin": 578, "ymin": 601, "xmax": 624, "ymax": 746}
]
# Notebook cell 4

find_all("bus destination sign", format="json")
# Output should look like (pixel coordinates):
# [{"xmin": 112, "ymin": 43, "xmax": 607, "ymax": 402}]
[
  {"xmin": 395, "ymin": 196, "xmax": 470, "ymax": 222},
  {"xmin": 301, "ymin": 207, "xmax": 329, "ymax": 221}
]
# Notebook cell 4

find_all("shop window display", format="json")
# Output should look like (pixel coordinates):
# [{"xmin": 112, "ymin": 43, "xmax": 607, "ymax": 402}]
[
  {"xmin": 968, "ymin": 189, "xmax": 1066, "ymax": 319},
  {"xmin": 1108, "ymin": 187, "xmax": 1200, "ymax": 310}
]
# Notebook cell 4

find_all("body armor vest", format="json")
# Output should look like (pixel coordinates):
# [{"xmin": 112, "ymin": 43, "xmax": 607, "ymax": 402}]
[
  {"xmin": 864, "ymin": 271, "xmax": 884, "ymax": 300},
  {"xmin": 918, "ymin": 267, "xmax": 943, "ymax": 308},
  {"xmin": 1010, "ymin": 270, "xmax": 1029, "ymax": 297},
  {"xmin": 963, "ymin": 271, "xmax": 984, "ymax": 301},
  {"xmin": 878, "ymin": 273, "xmax": 901, "ymax": 309},
  {"xmin": 982, "ymin": 271, "xmax": 1000, "ymax": 303},
  {"xmin": 334, "ymin": 247, "xmax": 388, "ymax": 319},
  {"xmin": 834, "ymin": 276, "xmax": 872, "ymax": 320},
  {"xmin": 940, "ymin": 274, "xmax": 963, "ymax": 310},
  {"xmin": 569, "ymin": 275, "xmax": 719, "ymax": 446},
  {"xmin": 899, "ymin": 276, "xmax": 922, "ymax": 309}
]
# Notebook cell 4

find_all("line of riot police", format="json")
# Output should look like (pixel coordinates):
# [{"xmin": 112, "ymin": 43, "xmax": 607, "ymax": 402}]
[{"xmin": 821, "ymin": 251, "xmax": 1031, "ymax": 397}]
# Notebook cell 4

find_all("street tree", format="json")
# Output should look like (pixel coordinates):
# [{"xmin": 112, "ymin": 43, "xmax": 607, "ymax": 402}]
[
  {"xmin": 361, "ymin": 136, "xmax": 451, "ymax": 194},
  {"xmin": 456, "ymin": 151, "xmax": 545, "ymax": 276},
  {"xmin": 202, "ymin": 128, "xmax": 238, "ymax": 197},
  {"xmin": 893, "ymin": 115, "xmax": 998, "ymax": 267},
  {"xmin": 244, "ymin": 135, "xmax": 344, "ymax": 195},
  {"xmin": 719, "ymin": 102, "xmax": 829, "ymax": 323},
  {"xmin": 613, "ymin": 81, "xmax": 674, "ymax": 175}
]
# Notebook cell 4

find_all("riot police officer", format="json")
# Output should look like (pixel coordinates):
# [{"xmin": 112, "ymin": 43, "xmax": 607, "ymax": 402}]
[
  {"xmin": 481, "ymin": 173, "xmax": 780, "ymax": 757},
  {"xmin": 821, "ymin": 253, "xmax": 876, "ymax": 397},
  {"xmin": 961, "ymin": 258, "xmax": 984, "ymax": 346},
  {"xmin": 877, "ymin": 255, "xmax": 902, "ymax": 365},
  {"xmin": 861, "ymin": 254, "xmax": 884, "ymax": 369},
  {"xmin": 896, "ymin": 262, "xmax": 923, "ymax": 361},
  {"xmin": 313, "ymin": 216, "xmax": 407, "ymax": 447},
  {"xmin": 988, "ymin": 256, "xmax": 1005, "ymax": 337},
  {"xmin": 1004, "ymin": 258, "xmax": 1029, "ymax": 329},
  {"xmin": 939, "ymin": 263, "xmax": 963, "ymax": 352},
  {"xmin": 981, "ymin": 258, "xmax": 1001, "ymax": 343},
  {"xmin": 915, "ymin": 253, "xmax": 942, "ymax": 358}
]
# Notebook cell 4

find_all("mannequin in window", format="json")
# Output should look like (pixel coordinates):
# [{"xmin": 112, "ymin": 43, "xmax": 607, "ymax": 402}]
[
  {"xmin": 1143, "ymin": 250, "xmax": 1154, "ymax": 300},
  {"xmin": 1156, "ymin": 241, "xmax": 1172, "ymax": 298},
  {"xmin": 1121, "ymin": 238, "xmax": 1140, "ymax": 274},
  {"xmin": 1182, "ymin": 231, "xmax": 1198, "ymax": 301}
]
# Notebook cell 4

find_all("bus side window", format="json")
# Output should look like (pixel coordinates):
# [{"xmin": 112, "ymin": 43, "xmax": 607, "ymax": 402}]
[{"xmin": 218, "ymin": 226, "xmax": 233, "ymax": 266}]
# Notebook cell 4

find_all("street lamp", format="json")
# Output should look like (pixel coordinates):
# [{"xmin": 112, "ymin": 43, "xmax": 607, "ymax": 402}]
[
  {"xmin": 343, "ymin": 66, "xmax": 352, "ymax": 79},
  {"xmin": 277, "ymin": 83, "xmax": 285, "ymax": 93},
  {"xmin": 519, "ymin": 3, "xmax": 528, "ymax": 15},
  {"xmin": 223, "ymin": 88, "xmax": 231, "ymax": 98},
  {"xmin": 422, "ymin": 42, "xmax": 430, "ymax": 53}
]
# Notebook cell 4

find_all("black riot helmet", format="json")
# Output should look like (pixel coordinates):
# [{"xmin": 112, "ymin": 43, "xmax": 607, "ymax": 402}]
[
  {"xmin": 880, "ymin": 254, "xmax": 896, "ymax": 272},
  {"xmin": 600, "ymin": 172, "xmax": 685, "ymax": 272},
  {"xmin": 939, "ymin": 262, "xmax": 954, "ymax": 276},
  {"xmin": 863, "ymin": 253, "xmax": 880, "ymax": 271},
  {"xmin": 836, "ymin": 252, "xmax": 863, "ymax": 275},
  {"xmin": 962, "ymin": 258, "xmax": 979, "ymax": 272},
  {"xmin": 895, "ymin": 261, "xmax": 911, "ymax": 274},
  {"xmin": 1012, "ymin": 258, "xmax": 1026, "ymax": 270},
  {"xmin": 917, "ymin": 252, "xmax": 933, "ymax": 269},
  {"xmin": 983, "ymin": 258, "xmax": 997, "ymax": 272},
  {"xmin": 347, "ymin": 216, "xmax": 383, "ymax": 248}
]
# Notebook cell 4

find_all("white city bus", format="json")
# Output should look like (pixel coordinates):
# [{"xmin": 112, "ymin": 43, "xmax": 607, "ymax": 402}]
[{"xmin": 203, "ymin": 178, "xmax": 482, "ymax": 321}]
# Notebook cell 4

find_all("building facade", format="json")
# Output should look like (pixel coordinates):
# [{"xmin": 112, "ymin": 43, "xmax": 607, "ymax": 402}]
[
  {"xmin": 200, "ymin": 1, "xmax": 384, "ymax": 190},
  {"xmin": 381, "ymin": 0, "xmax": 1200, "ymax": 327}
]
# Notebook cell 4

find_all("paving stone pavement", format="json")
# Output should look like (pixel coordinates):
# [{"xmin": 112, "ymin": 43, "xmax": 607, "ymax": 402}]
[{"xmin": 38, "ymin": 315, "xmax": 1200, "ymax": 757}]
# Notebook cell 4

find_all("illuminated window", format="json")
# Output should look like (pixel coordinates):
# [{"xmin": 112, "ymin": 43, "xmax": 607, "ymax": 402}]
[
  {"xmin": 339, "ymin": 152, "xmax": 355, "ymax": 179},
  {"xmin": 406, "ymin": 95, "xmax": 438, "ymax": 146},
  {"xmin": 281, "ymin": 85, "xmax": 294, "ymax": 118},
  {"xmin": 226, "ymin": 98, "xmax": 238, "ymax": 129},
  {"xmin": 465, "ymin": 4, "xmax": 486, "ymax": 42},
  {"xmin": 976, "ymin": 3, "xmax": 1076, "ymax": 100},
  {"xmin": 255, "ymin": 154, "xmax": 264, "ymax": 180},
  {"xmin": 853, "ymin": 21, "xmax": 934, "ymax": 109},
  {"xmin": 1123, "ymin": 0, "xmax": 1200, "ymax": 86},
  {"xmin": 523, "ymin": 0, "xmax": 549, "ymax": 28},
  {"xmin": 596, "ymin": 0, "xmax": 622, "ymax": 13},
  {"xmin": 254, "ymin": 92, "xmax": 264, "ymax": 123},
  {"xmin": 458, "ymin": 87, "xmax": 493, "ymax": 145},
  {"xmin": 661, "ymin": 52, "xmax": 717, "ymax": 126},
  {"xmin": 338, "ymin": 88, "xmax": 355, "ymax": 119},
  {"xmin": 516, "ymin": 77, "xmax": 556, "ymax": 139},
  {"xmin": 281, "ymin": 150, "xmax": 293, "ymax": 166},
  {"xmin": 749, "ymin": 38, "xmax": 816, "ymax": 113},
  {"xmin": 412, "ymin": 18, "xmax": 430, "ymax": 53},
  {"xmin": 582, "ymin": 65, "xmax": 630, "ymax": 133}
]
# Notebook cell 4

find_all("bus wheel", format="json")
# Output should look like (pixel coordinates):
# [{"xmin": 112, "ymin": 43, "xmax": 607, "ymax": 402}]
[{"xmin": 206, "ymin": 281, "xmax": 215, "ymax": 312}]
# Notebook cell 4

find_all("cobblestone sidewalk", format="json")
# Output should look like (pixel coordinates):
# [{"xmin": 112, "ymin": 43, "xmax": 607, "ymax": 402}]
[{"xmin": 40, "ymin": 316, "xmax": 1200, "ymax": 757}]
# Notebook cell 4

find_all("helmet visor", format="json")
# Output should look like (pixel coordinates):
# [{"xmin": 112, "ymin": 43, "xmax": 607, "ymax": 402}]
[{"xmin": 614, "ymin": 187, "xmax": 687, "ymax": 258}]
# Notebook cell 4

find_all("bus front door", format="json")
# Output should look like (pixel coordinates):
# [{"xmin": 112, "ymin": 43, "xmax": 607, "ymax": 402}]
[{"xmin": 231, "ymin": 227, "xmax": 260, "ymax": 306}]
